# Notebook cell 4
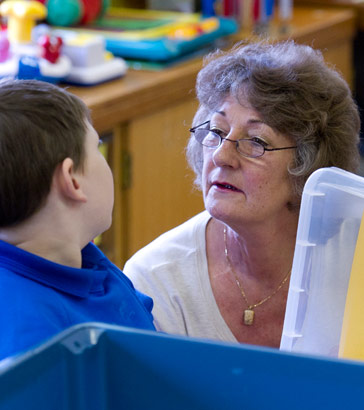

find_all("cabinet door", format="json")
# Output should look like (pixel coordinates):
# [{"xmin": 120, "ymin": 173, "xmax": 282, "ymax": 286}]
[{"xmin": 123, "ymin": 97, "xmax": 204, "ymax": 263}]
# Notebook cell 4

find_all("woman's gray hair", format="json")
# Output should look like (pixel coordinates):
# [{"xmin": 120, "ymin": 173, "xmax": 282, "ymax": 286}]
[{"xmin": 186, "ymin": 40, "xmax": 361, "ymax": 196}]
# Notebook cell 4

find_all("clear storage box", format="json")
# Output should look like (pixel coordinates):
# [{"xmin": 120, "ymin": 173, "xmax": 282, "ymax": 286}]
[{"xmin": 280, "ymin": 167, "xmax": 364, "ymax": 357}]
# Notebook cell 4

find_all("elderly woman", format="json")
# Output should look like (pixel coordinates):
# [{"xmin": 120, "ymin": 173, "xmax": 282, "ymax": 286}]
[{"xmin": 124, "ymin": 41, "xmax": 360, "ymax": 347}]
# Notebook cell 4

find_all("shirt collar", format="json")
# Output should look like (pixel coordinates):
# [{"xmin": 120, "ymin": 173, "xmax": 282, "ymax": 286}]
[{"xmin": 0, "ymin": 241, "xmax": 108, "ymax": 298}]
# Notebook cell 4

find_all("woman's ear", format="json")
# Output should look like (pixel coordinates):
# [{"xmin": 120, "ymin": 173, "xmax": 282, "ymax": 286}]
[{"xmin": 56, "ymin": 158, "xmax": 87, "ymax": 203}]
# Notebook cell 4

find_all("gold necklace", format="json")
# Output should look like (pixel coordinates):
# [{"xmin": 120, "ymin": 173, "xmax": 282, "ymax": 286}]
[{"xmin": 223, "ymin": 226, "xmax": 291, "ymax": 326}]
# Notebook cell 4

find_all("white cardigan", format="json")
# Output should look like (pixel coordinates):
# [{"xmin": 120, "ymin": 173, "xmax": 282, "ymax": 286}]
[{"xmin": 124, "ymin": 211, "xmax": 238, "ymax": 343}]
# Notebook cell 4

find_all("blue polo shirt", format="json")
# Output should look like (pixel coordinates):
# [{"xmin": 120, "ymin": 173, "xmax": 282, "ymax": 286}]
[{"xmin": 0, "ymin": 240, "xmax": 155, "ymax": 360}]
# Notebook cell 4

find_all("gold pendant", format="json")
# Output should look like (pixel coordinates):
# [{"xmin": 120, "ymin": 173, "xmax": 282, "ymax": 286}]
[{"xmin": 244, "ymin": 309, "xmax": 254, "ymax": 325}]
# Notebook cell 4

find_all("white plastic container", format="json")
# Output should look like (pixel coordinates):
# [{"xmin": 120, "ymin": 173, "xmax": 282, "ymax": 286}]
[{"xmin": 280, "ymin": 167, "xmax": 364, "ymax": 357}]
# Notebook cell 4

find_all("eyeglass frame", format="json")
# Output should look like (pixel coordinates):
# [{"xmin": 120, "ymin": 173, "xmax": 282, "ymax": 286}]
[{"xmin": 189, "ymin": 120, "xmax": 297, "ymax": 158}]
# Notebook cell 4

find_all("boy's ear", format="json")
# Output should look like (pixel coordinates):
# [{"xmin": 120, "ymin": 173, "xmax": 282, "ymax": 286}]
[{"xmin": 56, "ymin": 158, "xmax": 87, "ymax": 203}]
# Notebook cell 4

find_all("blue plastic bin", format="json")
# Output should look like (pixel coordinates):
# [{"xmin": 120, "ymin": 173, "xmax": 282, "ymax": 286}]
[{"xmin": 1, "ymin": 322, "xmax": 364, "ymax": 409}]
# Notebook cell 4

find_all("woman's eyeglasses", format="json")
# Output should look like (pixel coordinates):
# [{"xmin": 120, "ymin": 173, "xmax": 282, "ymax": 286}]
[{"xmin": 190, "ymin": 121, "xmax": 297, "ymax": 158}]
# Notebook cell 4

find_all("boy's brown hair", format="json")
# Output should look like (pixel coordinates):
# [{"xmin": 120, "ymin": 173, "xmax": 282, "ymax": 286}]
[{"xmin": 0, "ymin": 79, "xmax": 91, "ymax": 227}]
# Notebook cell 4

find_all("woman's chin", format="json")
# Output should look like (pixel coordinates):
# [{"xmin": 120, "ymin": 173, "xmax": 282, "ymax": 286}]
[{"xmin": 205, "ymin": 203, "xmax": 237, "ymax": 225}]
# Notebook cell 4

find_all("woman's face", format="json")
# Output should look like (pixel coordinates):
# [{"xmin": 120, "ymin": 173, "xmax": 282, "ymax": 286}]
[{"xmin": 201, "ymin": 96, "xmax": 297, "ymax": 229}]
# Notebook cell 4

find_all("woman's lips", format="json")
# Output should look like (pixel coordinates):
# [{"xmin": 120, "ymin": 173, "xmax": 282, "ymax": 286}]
[{"xmin": 212, "ymin": 181, "xmax": 242, "ymax": 192}]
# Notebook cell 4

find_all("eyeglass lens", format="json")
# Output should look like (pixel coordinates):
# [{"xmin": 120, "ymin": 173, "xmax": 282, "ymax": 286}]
[{"xmin": 194, "ymin": 129, "xmax": 265, "ymax": 158}]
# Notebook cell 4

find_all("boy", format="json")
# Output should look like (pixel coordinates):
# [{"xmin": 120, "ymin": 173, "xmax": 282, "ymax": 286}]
[{"xmin": 0, "ymin": 79, "xmax": 155, "ymax": 360}]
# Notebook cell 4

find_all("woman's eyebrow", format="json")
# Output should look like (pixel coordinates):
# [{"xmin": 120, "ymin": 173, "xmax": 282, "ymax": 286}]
[
  {"xmin": 247, "ymin": 118, "xmax": 266, "ymax": 126},
  {"xmin": 213, "ymin": 111, "xmax": 267, "ymax": 128}
]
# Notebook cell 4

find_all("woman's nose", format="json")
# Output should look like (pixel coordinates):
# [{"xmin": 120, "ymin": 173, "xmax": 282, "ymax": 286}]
[{"xmin": 212, "ymin": 137, "xmax": 240, "ymax": 168}]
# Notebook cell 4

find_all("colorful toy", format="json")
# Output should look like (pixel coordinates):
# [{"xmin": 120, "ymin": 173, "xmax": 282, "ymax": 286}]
[
  {"xmin": 30, "ymin": 1, "xmax": 237, "ymax": 63},
  {"xmin": 38, "ymin": 27, "xmax": 128, "ymax": 85},
  {"xmin": 49, "ymin": 8, "xmax": 239, "ymax": 62},
  {"xmin": 0, "ymin": 1, "xmax": 71, "ymax": 82},
  {"xmin": 43, "ymin": 0, "xmax": 109, "ymax": 26},
  {"xmin": 0, "ymin": 0, "xmax": 127, "ymax": 85}
]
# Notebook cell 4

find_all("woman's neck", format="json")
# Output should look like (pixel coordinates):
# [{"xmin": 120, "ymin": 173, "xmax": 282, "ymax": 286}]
[{"xmin": 209, "ymin": 215, "xmax": 298, "ymax": 283}]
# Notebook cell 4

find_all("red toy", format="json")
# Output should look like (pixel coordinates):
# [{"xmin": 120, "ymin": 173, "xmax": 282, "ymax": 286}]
[
  {"xmin": 79, "ymin": 0, "xmax": 101, "ymax": 24},
  {"xmin": 38, "ymin": 34, "xmax": 63, "ymax": 63}
]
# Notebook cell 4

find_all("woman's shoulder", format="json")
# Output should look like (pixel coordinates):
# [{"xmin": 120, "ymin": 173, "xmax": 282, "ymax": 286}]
[{"xmin": 125, "ymin": 211, "xmax": 211, "ymax": 267}]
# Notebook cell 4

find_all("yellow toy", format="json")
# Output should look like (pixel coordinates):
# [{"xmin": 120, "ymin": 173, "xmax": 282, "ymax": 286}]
[{"xmin": 0, "ymin": 1, "xmax": 46, "ymax": 44}]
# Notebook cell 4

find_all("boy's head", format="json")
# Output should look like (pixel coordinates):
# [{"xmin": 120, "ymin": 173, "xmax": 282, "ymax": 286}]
[{"xmin": 0, "ymin": 79, "xmax": 91, "ymax": 227}]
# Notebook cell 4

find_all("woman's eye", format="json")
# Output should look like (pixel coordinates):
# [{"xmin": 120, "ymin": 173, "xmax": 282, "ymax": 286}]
[
  {"xmin": 210, "ymin": 127, "xmax": 226, "ymax": 137},
  {"xmin": 250, "ymin": 136, "xmax": 268, "ymax": 147}
]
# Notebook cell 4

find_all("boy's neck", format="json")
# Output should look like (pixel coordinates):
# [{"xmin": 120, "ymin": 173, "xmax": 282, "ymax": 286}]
[
  {"xmin": 0, "ymin": 217, "xmax": 85, "ymax": 269},
  {"xmin": 16, "ymin": 238, "xmax": 83, "ymax": 269},
  {"xmin": 0, "ymin": 175, "xmax": 94, "ymax": 269}
]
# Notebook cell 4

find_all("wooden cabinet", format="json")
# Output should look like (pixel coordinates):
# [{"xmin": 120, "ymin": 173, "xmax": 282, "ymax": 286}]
[
  {"xmin": 126, "ymin": 98, "xmax": 203, "ymax": 257},
  {"xmin": 69, "ymin": 7, "xmax": 356, "ymax": 267}
]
